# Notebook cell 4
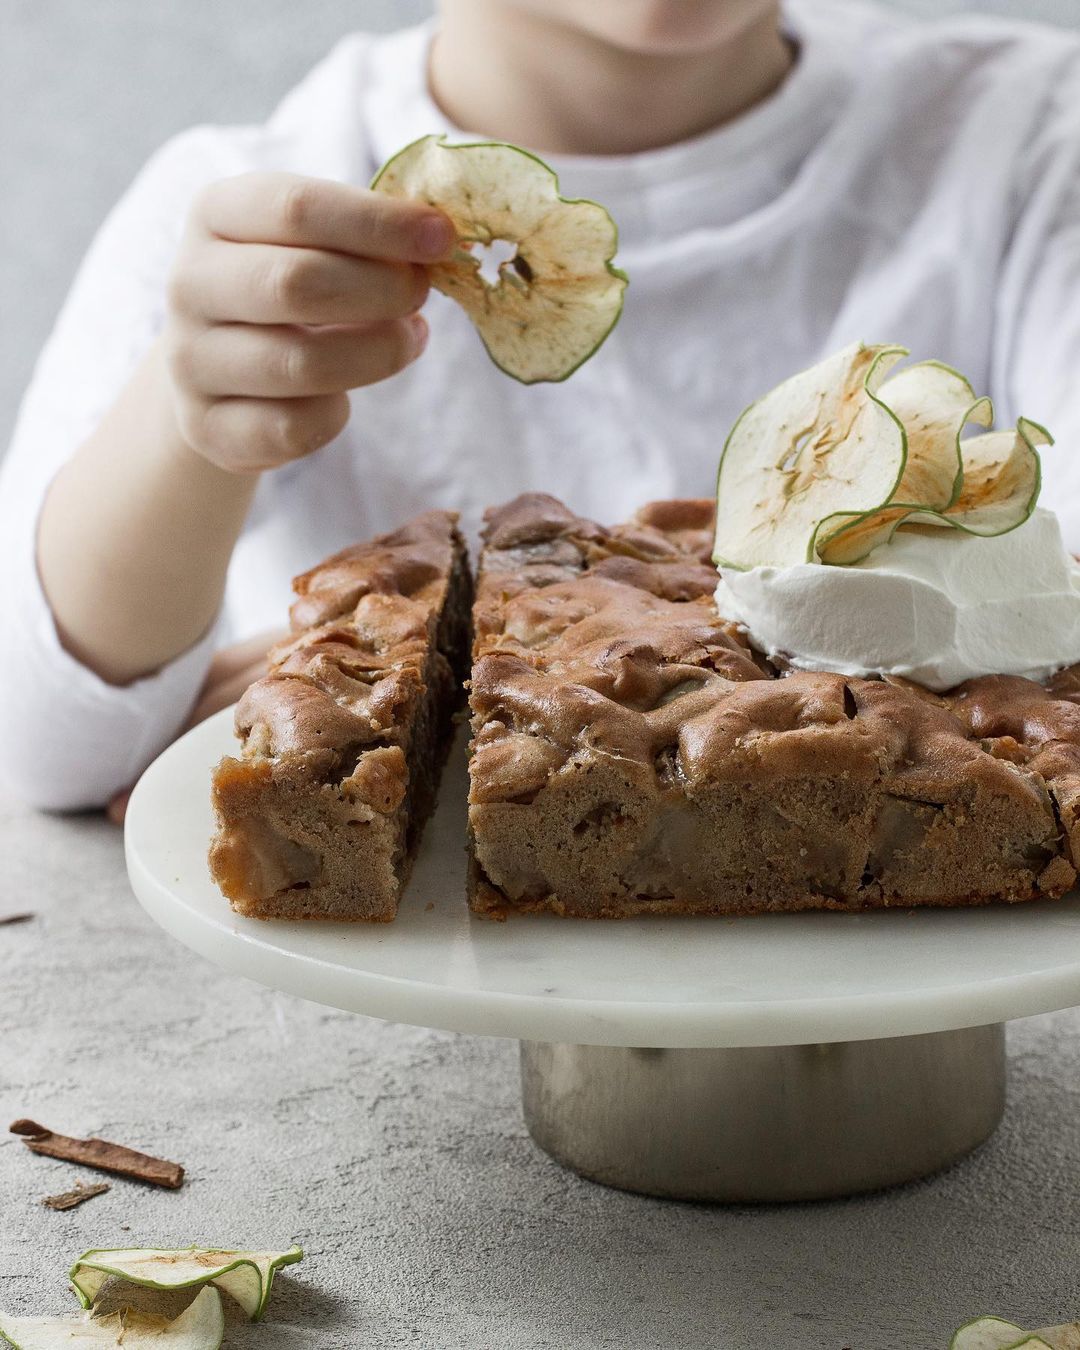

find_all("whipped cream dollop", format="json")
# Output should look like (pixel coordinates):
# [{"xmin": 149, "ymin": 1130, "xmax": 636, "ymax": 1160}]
[{"xmin": 714, "ymin": 508, "xmax": 1080, "ymax": 691}]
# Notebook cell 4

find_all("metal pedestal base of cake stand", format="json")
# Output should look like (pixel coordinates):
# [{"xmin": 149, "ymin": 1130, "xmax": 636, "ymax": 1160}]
[{"xmin": 520, "ymin": 1025, "xmax": 1005, "ymax": 1202}]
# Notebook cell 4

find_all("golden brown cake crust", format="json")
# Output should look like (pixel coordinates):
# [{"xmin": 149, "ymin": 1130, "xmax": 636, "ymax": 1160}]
[
  {"xmin": 468, "ymin": 494, "xmax": 1079, "ymax": 918},
  {"xmin": 210, "ymin": 510, "xmax": 471, "ymax": 921}
]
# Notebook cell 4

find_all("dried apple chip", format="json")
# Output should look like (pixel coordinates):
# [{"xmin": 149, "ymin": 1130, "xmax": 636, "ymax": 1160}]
[
  {"xmin": 950, "ymin": 1316, "xmax": 1080, "ymax": 1350},
  {"xmin": 814, "ymin": 361, "xmax": 992, "ymax": 564},
  {"xmin": 371, "ymin": 133, "xmax": 627, "ymax": 383},
  {"xmin": 819, "ymin": 415, "xmax": 1047, "ymax": 562},
  {"xmin": 715, "ymin": 342, "xmax": 1051, "ymax": 570},
  {"xmin": 0, "ymin": 1286, "xmax": 223, "ymax": 1349},
  {"xmin": 713, "ymin": 342, "xmax": 908, "ymax": 570},
  {"xmin": 69, "ymin": 1245, "xmax": 302, "ymax": 1321},
  {"xmin": 941, "ymin": 416, "xmax": 1048, "ymax": 535},
  {"xmin": 883, "ymin": 361, "xmax": 989, "ymax": 508},
  {"xmin": 1041, "ymin": 1327, "xmax": 1080, "ymax": 1350},
  {"xmin": 950, "ymin": 1318, "xmax": 1030, "ymax": 1350}
]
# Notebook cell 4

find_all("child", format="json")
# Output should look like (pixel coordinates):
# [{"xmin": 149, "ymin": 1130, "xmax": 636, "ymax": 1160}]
[{"xmin": 3, "ymin": 0, "xmax": 1080, "ymax": 813}]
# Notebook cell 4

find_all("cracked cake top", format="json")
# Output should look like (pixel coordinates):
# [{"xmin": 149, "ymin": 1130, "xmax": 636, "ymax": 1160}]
[
  {"xmin": 471, "ymin": 493, "xmax": 1080, "ymax": 871},
  {"xmin": 233, "ymin": 510, "xmax": 463, "ymax": 768}
]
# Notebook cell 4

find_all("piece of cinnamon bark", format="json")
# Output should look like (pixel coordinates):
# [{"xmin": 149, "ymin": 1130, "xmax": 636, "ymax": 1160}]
[
  {"xmin": 42, "ymin": 1180, "xmax": 111, "ymax": 1211},
  {"xmin": 10, "ymin": 1119, "xmax": 184, "ymax": 1189}
]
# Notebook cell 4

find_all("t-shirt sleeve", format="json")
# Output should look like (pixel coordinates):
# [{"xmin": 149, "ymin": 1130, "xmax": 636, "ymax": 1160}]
[
  {"xmin": 0, "ymin": 127, "xmax": 253, "ymax": 809},
  {"xmin": 994, "ymin": 57, "xmax": 1080, "ymax": 550}
]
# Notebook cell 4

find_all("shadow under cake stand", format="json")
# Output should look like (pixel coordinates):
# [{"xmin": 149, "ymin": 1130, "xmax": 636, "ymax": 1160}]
[{"xmin": 125, "ymin": 709, "xmax": 1080, "ymax": 1203}]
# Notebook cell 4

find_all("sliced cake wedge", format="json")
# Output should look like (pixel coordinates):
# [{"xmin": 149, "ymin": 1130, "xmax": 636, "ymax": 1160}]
[{"xmin": 209, "ymin": 510, "xmax": 471, "ymax": 921}]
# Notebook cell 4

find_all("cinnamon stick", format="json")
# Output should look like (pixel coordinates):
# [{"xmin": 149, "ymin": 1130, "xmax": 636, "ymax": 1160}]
[
  {"xmin": 10, "ymin": 1119, "xmax": 184, "ymax": 1189},
  {"xmin": 0, "ymin": 912, "xmax": 34, "ymax": 926}
]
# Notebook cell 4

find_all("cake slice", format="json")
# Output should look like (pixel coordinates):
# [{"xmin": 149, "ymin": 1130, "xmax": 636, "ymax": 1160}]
[
  {"xmin": 209, "ymin": 510, "xmax": 471, "ymax": 921},
  {"xmin": 467, "ymin": 494, "xmax": 1078, "ymax": 918}
]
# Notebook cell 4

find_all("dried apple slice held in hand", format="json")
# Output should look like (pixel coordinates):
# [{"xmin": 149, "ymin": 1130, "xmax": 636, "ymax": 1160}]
[
  {"xmin": 69, "ymin": 1245, "xmax": 302, "ymax": 1321},
  {"xmin": 0, "ymin": 1286, "xmax": 224, "ymax": 1349},
  {"xmin": 372, "ymin": 133, "xmax": 627, "ymax": 383}
]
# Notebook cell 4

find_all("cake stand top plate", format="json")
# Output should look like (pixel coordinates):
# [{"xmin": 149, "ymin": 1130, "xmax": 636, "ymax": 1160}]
[{"xmin": 125, "ymin": 708, "xmax": 1080, "ymax": 1048}]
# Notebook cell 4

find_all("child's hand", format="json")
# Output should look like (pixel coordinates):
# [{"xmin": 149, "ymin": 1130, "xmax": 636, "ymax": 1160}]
[{"xmin": 164, "ymin": 172, "xmax": 455, "ymax": 473}]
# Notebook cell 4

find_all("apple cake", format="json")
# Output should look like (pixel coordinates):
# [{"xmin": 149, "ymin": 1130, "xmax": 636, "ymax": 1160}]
[
  {"xmin": 467, "ymin": 493, "xmax": 1080, "ymax": 918},
  {"xmin": 209, "ymin": 510, "xmax": 471, "ymax": 921}
]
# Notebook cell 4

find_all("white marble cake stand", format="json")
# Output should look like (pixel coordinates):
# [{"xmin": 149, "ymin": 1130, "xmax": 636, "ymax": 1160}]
[{"xmin": 126, "ymin": 708, "xmax": 1080, "ymax": 1202}]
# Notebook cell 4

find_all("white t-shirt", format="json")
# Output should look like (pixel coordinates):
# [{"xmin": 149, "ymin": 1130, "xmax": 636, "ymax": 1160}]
[{"xmin": 4, "ymin": 0, "xmax": 1080, "ymax": 808}]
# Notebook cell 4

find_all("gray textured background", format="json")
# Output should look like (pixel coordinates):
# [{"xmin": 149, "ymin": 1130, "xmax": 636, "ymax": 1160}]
[{"xmin": 3, "ymin": 0, "xmax": 1080, "ymax": 450}]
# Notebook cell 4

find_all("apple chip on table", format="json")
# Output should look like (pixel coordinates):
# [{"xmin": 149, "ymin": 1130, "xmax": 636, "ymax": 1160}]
[
  {"xmin": 950, "ymin": 1314, "xmax": 1080, "ymax": 1349},
  {"xmin": 0, "ymin": 1287, "xmax": 223, "ymax": 1349},
  {"xmin": 0, "ymin": 1244, "xmax": 301, "ymax": 1348},
  {"xmin": 69, "ymin": 1245, "xmax": 303, "ymax": 1320}
]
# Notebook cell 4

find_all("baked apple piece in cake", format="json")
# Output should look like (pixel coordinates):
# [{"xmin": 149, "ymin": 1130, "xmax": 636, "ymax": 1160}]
[
  {"xmin": 466, "ymin": 493, "xmax": 1078, "ymax": 918},
  {"xmin": 209, "ymin": 511, "xmax": 471, "ymax": 921}
]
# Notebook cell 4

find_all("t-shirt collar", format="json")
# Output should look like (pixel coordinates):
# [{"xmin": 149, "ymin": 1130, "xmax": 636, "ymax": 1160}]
[{"xmin": 363, "ymin": 1, "xmax": 855, "ymax": 242}]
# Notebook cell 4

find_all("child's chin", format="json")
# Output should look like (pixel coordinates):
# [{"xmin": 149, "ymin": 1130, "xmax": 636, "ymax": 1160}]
[{"xmin": 563, "ymin": 0, "xmax": 775, "ymax": 56}]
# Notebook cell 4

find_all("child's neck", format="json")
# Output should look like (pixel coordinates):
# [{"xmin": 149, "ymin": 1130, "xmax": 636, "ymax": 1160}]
[{"xmin": 429, "ymin": 2, "xmax": 793, "ymax": 157}]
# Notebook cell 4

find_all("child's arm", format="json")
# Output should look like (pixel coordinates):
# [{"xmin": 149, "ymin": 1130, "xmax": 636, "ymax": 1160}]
[{"xmin": 36, "ymin": 172, "xmax": 453, "ymax": 686}]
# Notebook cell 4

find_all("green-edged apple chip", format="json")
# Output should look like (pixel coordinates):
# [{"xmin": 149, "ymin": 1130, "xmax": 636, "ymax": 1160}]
[
  {"xmin": 949, "ymin": 1317, "xmax": 1029, "ymax": 1350},
  {"xmin": 881, "ymin": 361, "xmax": 988, "ymax": 508},
  {"xmin": 833, "ymin": 416, "xmax": 1048, "ymax": 556},
  {"xmin": 940, "ymin": 416, "xmax": 1048, "ymax": 535},
  {"xmin": 715, "ymin": 343, "xmax": 1051, "ymax": 569},
  {"xmin": 1028, "ymin": 1325, "xmax": 1080, "ymax": 1350},
  {"xmin": 815, "ymin": 361, "xmax": 992, "ymax": 563},
  {"xmin": 69, "ymin": 1245, "xmax": 302, "ymax": 1321},
  {"xmin": 0, "ymin": 1286, "xmax": 223, "ymax": 1349},
  {"xmin": 713, "ymin": 342, "xmax": 908, "ymax": 570},
  {"xmin": 371, "ymin": 133, "xmax": 627, "ymax": 383},
  {"xmin": 948, "ymin": 1317, "xmax": 1080, "ymax": 1350}
]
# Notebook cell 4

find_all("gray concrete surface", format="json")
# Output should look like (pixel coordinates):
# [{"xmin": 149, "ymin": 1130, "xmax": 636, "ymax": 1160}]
[{"xmin": 2, "ymin": 790, "xmax": 1080, "ymax": 1348}]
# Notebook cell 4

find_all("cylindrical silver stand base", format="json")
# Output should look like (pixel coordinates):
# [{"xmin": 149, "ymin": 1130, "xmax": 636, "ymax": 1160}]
[{"xmin": 520, "ymin": 1025, "xmax": 1005, "ymax": 1202}]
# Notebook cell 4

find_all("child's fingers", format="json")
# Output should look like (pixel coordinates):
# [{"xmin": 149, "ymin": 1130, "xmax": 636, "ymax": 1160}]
[
  {"xmin": 177, "ymin": 390, "xmax": 353, "ymax": 472},
  {"xmin": 165, "ymin": 171, "xmax": 446, "ymax": 468},
  {"xmin": 172, "ymin": 316, "xmax": 428, "ymax": 398},
  {"xmin": 170, "ymin": 239, "xmax": 428, "ymax": 327},
  {"xmin": 194, "ymin": 172, "xmax": 456, "ymax": 264}
]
